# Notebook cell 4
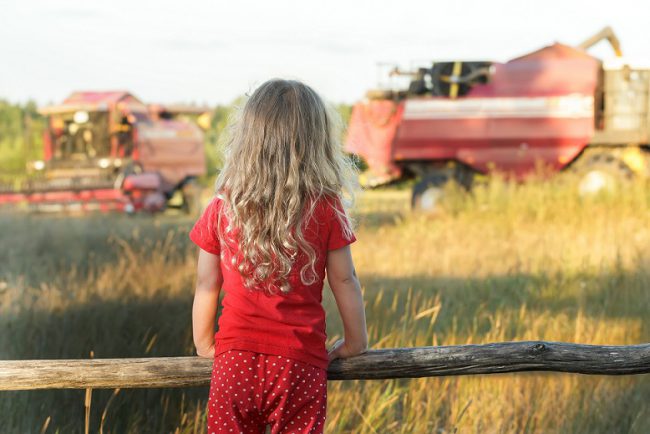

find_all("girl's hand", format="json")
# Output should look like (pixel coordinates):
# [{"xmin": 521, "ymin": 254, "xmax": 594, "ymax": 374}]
[
  {"xmin": 196, "ymin": 343, "xmax": 215, "ymax": 358},
  {"xmin": 328, "ymin": 338, "xmax": 367, "ymax": 362},
  {"xmin": 328, "ymin": 339, "xmax": 345, "ymax": 362}
]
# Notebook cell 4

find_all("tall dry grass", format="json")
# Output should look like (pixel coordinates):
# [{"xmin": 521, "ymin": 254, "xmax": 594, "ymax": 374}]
[{"xmin": 0, "ymin": 175, "xmax": 649, "ymax": 433}]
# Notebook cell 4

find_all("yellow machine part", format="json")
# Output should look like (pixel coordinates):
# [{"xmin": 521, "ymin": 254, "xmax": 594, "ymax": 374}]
[
  {"xmin": 620, "ymin": 147, "xmax": 648, "ymax": 176},
  {"xmin": 449, "ymin": 61, "xmax": 463, "ymax": 99},
  {"xmin": 197, "ymin": 112, "xmax": 212, "ymax": 130}
]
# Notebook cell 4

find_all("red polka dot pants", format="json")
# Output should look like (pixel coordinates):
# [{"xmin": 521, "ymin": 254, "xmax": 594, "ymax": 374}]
[{"xmin": 207, "ymin": 349, "xmax": 327, "ymax": 434}]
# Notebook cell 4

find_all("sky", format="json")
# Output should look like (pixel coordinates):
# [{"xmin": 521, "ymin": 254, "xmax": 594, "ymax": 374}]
[{"xmin": 1, "ymin": 0, "xmax": 649, "ymax": 106}]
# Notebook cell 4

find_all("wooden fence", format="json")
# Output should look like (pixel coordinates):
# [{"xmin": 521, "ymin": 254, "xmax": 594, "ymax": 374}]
[{"xmin": 1, "ymin": 341, "xmax": 649, "ymax": 391}]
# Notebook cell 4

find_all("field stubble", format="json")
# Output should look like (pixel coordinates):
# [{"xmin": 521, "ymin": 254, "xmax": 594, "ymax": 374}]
[{"xmin": 0, "ymin": 175, "xmax": 649, "ymax": 433}]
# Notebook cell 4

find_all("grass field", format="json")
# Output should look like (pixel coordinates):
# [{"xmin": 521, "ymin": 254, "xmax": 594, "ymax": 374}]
[{"xmin": 1, "ymin": 176, "xmax": 649, "ymax": 433}]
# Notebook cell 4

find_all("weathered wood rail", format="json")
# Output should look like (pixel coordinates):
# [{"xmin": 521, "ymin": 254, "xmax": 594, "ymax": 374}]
[{"xmin": 1, "ymin": 341, "xmax": 648, "ymax": 391}]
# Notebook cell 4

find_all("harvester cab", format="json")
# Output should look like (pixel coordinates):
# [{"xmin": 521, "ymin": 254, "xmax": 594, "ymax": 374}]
[{"xmin": 37, "ymin": 93, "xmax": 144, "ymax": 178}]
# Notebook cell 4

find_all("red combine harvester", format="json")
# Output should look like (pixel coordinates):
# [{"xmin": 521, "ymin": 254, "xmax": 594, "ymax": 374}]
[
  {"xmin": 0, "ymin": 91, "xmax": 207, "ymax": 213},
  {"xmin": 345, "ymin": 27, "xmax": 650, "ymax": 210}
]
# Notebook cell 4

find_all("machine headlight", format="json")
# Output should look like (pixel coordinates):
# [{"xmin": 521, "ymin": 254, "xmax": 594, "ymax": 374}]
[
  {"xmin": 74, "ymin": 110, "xmax": 89, "ymax": 124},
  {"xmin": 98, "ymin": 158, "xmax": 110, "ymax": 169}
]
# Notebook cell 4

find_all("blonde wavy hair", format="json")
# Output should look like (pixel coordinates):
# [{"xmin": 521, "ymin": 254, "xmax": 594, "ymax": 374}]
[{"xmin": 215, "ymin": 79, "xmax": 359, "ymax": 294}]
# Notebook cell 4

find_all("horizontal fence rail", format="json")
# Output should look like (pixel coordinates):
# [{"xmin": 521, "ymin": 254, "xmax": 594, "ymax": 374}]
[{"xmin": 1, "ymin": 341, "xmax": 649, "ymax": 391}]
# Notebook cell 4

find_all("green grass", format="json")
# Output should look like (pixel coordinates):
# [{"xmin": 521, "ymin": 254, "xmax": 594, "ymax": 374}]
[{"xmin": 0, "ymin": 176, "xmax": 649, "ymax": 433}]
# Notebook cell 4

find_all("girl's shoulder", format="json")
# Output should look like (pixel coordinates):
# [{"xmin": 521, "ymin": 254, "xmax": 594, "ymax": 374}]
[
  {"xmin": 309, "ymin": 193, "xmax": 344, "ymax": 219},
  {"xmin": 314, "ymin": 193, "xmax": 356, "ymax": 250},
  {"xmin": 200, "ymin": 194, "xmax": 224, "ymax": 217}
]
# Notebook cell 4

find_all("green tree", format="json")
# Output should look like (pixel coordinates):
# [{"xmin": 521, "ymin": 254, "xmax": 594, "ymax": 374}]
[{"xmin": 0, "ymin": 99, "xmax": 45, "ymax": 180}]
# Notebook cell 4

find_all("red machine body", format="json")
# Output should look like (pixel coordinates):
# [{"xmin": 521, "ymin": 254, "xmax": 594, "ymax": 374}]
[{"xmin": 346, "ymin": 43, "xmax": 601, "ymax": 184}]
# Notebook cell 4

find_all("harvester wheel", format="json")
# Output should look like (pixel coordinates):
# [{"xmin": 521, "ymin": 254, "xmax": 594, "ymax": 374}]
[
  {"xmin": 411, "ymin": 173, "xmax": 449, "ymax": 212},
  {"xmin": 181, "ymin": 179, "xmax": 203, "ymax": 216},
  {"xmin": 572, "ymin": 152, "xmax": 633, "ymax": 196}
]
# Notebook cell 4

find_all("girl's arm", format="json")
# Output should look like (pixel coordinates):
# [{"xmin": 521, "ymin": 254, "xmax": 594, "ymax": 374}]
[
  {"xmin": 326, "ymin": 245, "xmax": 368, "ymax": 361},
  {"xmin": 192, "ymin": 248, "xmax": 223, "ymax": 358}
]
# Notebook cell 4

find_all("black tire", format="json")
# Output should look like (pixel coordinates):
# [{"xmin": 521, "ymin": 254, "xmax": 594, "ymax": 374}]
[
  {"xmin": 411, "ymin": 173, "xmax": 449, "ymax": 212},
  {"xmin": 571, "ymin": 152, "xmax": 633, "ymax": 196}
]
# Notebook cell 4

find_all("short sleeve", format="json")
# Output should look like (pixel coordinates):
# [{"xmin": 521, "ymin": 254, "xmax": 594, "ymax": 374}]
[
  {"xmin": 327, "ymin": 196, "xmax": 356, "ymax": 251},
  {"xmin": 189, "ymin": 197, "xmax": 221, "ymax": 255}
]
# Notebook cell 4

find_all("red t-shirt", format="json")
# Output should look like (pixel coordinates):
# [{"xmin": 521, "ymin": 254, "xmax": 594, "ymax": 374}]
[{"xmin": 189, "ymin": 194, "xmax": 356, "ymax": 370}]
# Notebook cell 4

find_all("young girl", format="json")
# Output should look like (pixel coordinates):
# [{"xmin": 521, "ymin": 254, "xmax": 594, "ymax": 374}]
[{"xmin": 189, "ymin": 79, "xmax": 368, "ymax": 434}]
